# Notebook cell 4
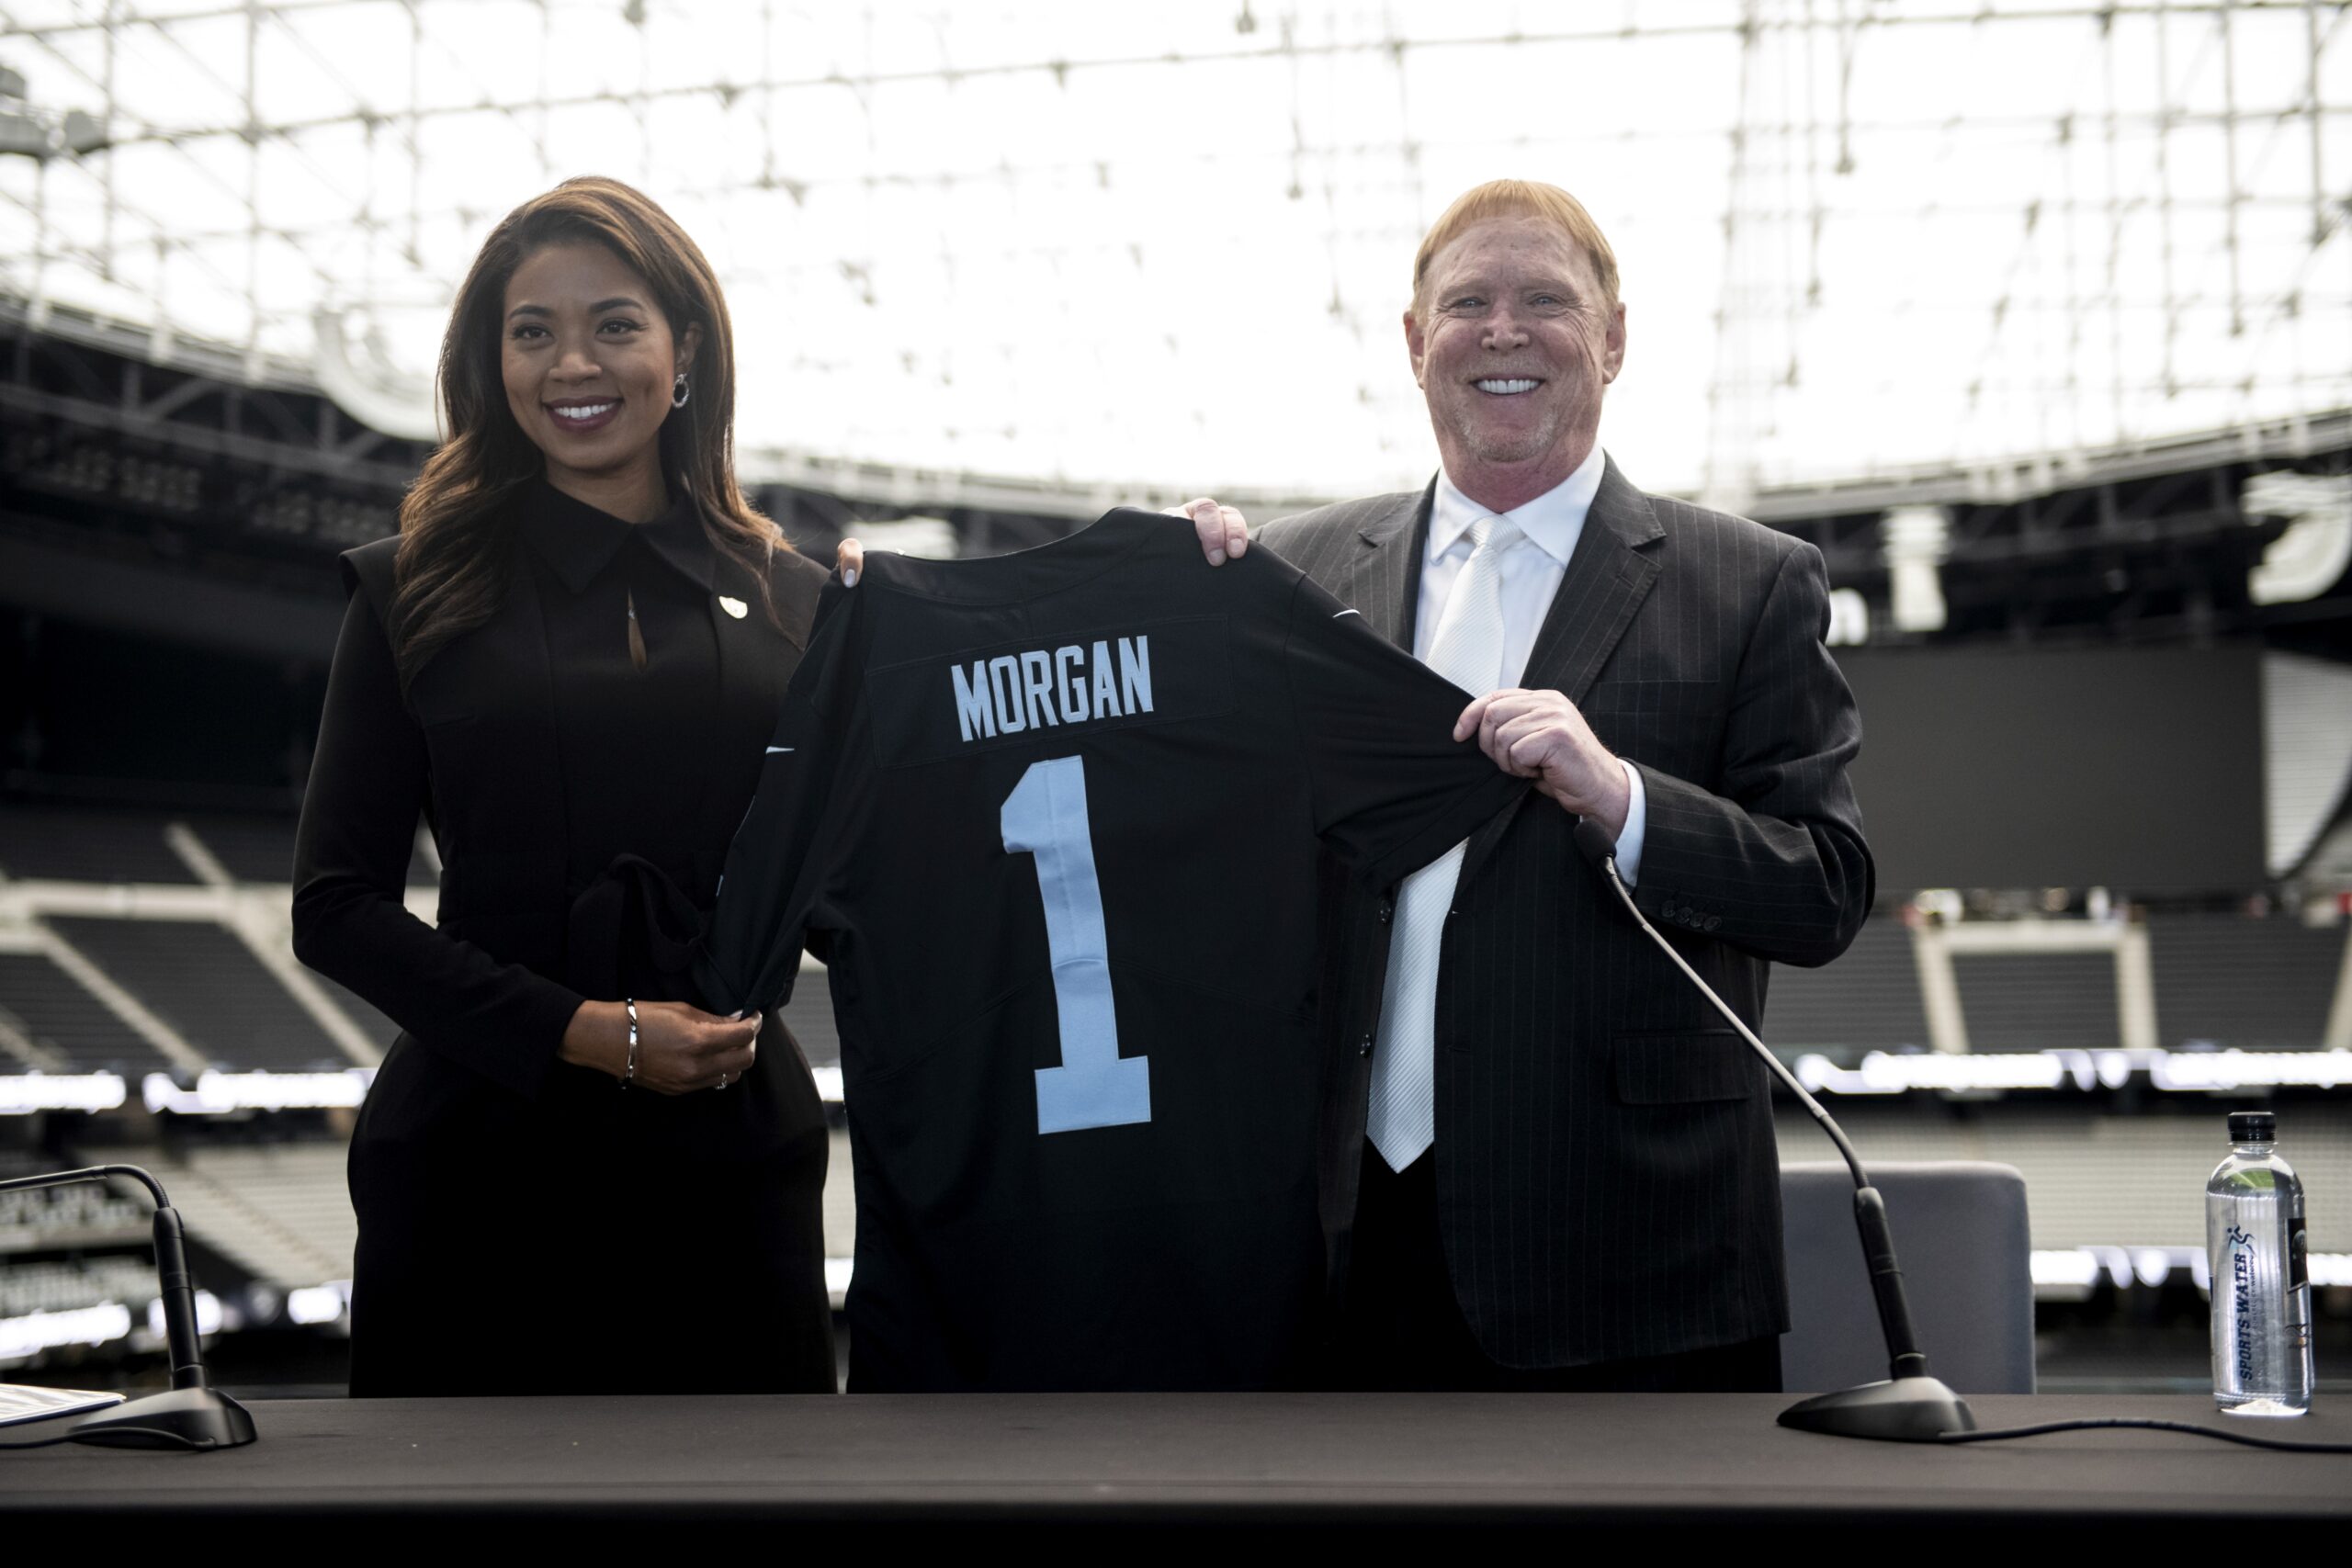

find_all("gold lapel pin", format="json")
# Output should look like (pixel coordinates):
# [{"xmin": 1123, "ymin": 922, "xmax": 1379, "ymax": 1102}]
[{"xmin": 718, "ymin": 595, "xmax": 748, "ymax": 620}]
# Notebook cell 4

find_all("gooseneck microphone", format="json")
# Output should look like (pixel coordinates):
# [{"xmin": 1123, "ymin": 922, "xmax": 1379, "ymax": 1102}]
[
  {"xmin": 0, "ymin": 1164, "xmax": 257, "ymax": 1450},
  {"xmin": 1571, "ymin": 818, "xmax": 1975, "ymax": 1442}
]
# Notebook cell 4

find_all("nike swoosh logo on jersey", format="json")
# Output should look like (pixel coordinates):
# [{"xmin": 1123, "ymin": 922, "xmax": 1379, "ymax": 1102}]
[
  {"xmin": 1332, "ymin": 609, "xmax": 1362, "ymax": 619},
  {"xmin": 766, "ymin": 746, "xmax": 794, "ymax": 754}
]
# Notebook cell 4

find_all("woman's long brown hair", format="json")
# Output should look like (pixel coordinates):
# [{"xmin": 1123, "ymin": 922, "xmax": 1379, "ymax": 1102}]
[{"xmin": 389, "ymin": 175, "xmax": 786, "ymax": 690}]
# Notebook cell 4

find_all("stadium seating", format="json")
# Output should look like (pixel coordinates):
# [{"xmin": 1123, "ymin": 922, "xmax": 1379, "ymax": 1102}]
[
  {"xmin": 0, "ymin": 805, "xmax": 436, "ymax": 891},
  {"xmin": 47, "ymin": 918, "xmax": 349, "ymax": 1072},
  {"xmin": 165, "ymin": 1145, "xmax": 356, "ymax": 1291},
  {"xmin": 0, "ymin": 1162, "xmax": 146, "ymax": 1244},
  {"xmin": 1786, "ymin": 1103, "xmax": 2352, "ymax": 1255},
  {"xmin": 1951, "ymin": 950, "xmax": 2124, "ymax": 1052},
  {"xmin": 175, "ymin": 814, "xmax": 304, "ymax": 886},
  {"xmin": 0, "ymin": 806, "xmax": 201, "ymax": 885},
  {"xmin": 0, "ymin": 952, "xmax": 176, "ymax": 1073},
  {"xmin": 0, "ymin": 1257, "xmax": 156, "ymax": 1321},
  {"xmin": 2150, "ymin": 910, "xmax": 2347, "ymax": 1048},
  {"xmin": 1764, "ymin": 909, "xmax": 2352, "ymax": 1056},
  {"xmin": 6, "ymin": 796, "xmax": 2348, "ymax": 1376},
  {"xmin": 1759, "ymin": 917, "xmax": 1931, "ymax": 1051}
]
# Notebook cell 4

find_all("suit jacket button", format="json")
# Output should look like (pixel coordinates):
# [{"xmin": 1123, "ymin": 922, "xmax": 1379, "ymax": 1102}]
[
  {"xmin": 1703, "ymin": 915, "xmax": 1722, "ymax": 932},
  {"xmin": 1359, "ymin": 1033, "xmax": 1374, "ymax": 1056},
  {"xmin": 1377, "ymin": 901, "xmax": 1393, "ymax": 923}
]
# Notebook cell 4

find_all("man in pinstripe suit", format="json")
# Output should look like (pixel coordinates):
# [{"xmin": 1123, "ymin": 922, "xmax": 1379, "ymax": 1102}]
[{"xmin": 1245, "ymin": 180, "xmax": 1873, "ymax": 1391}]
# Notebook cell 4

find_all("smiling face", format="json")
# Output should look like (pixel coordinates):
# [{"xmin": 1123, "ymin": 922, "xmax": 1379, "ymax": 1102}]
[
  {"xmin": 1405, "ymin": 214, "xmax": 1626, "ymax": 513},
  {"xmin": 500, "ymin": 241, "xmax": 702, "ymax": 518}
]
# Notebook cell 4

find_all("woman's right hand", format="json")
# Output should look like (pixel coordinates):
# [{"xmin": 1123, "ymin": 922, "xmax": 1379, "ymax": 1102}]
[{"xmin": 560, "ymin": 998, "xmax": 759, "ymax": 1094}]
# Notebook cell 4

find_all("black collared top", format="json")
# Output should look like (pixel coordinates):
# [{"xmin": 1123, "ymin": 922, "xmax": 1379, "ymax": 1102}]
[
  {"xmin": 292, "ymin": 477, "xmax": 839, "ymax": 1396},
  {"xmin": 514, "ymin": 478, "xmax": 732, "ymax": 894},
  {"xmin": 294, "ymin": 476, "xmax": 828, "ymax": 1103}
]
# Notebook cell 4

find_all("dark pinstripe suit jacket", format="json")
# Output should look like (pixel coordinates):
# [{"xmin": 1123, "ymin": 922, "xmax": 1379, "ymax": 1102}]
[{"xmin": 1259, "ymin": 457, "xmax": 1872, "ymax": 1370}]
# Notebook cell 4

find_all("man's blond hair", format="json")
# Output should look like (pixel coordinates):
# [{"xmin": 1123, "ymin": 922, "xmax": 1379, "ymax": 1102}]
[{"xmin": 1411, "ymin": 179, "xmax": 1621, "ymax": 315}]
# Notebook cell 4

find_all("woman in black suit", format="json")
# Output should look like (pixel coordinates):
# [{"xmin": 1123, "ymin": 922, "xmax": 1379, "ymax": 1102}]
[{"xmin": 292, "ymin": 177, "xmax": 837, "ymax": 1394}]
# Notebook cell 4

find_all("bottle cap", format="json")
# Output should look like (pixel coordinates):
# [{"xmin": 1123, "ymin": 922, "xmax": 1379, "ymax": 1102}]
[{"xmin": 2228, "ymin": 1111, "xmax": 2277, "ymax": 1144}]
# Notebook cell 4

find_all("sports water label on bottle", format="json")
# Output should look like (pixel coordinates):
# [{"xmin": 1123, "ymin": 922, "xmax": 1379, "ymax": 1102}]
[{"xmin": 2206, "ymin": 1110, "xmax": 2315, "ymax": 1417}]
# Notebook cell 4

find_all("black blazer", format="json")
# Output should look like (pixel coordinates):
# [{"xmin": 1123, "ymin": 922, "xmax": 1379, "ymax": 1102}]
[{"xmin": 1260, "ymin": 458, "xmax": 1872, "ymax": 1371}]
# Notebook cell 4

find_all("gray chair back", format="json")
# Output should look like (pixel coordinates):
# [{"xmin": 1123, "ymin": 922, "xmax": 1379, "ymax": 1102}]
[{"xmin": 1780, "ymin": 1160, "xmax": 2035, "ymax": 1394}]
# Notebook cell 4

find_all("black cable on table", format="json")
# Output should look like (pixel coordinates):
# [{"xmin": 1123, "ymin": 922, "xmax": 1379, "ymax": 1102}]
[{"xmin": 1943, "ymin": 1417, "xmax": 2352, "ymax": 1453}]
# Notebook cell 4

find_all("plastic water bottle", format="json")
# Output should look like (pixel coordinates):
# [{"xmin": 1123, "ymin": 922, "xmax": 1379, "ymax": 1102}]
[{"xmin": 2206, "ymin": 1110, "xmax": 2313, "ymax": 1416}]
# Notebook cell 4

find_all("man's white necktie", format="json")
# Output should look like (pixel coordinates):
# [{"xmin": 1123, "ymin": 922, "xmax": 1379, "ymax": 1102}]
[{"xmin": 1367, "ymin": 515, "xmax": 1516, "ymax": 1172}]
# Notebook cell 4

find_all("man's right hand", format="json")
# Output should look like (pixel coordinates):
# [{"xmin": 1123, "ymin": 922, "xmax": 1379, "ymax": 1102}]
[
  {"xmin": 1454, "ymin": 687, "xmax": 1633, "ymax": 838},
  {"xmin": 560, "ymin": 998, "xmax": 759, "ymax": 1094}
]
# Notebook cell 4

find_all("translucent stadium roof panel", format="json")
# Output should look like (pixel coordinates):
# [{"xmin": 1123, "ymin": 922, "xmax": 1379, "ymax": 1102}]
[{"xmin": 3, "ymin": 1, "xmax": 2346, "ymax": 503}]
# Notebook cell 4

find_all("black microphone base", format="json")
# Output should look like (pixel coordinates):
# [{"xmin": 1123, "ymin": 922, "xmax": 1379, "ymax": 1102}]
[
  {"xmin": 70, "ymin": 1386, "xmax": 256, "ymax": 1450},
  {"xmin": 1778, "ymin": 1376, "xmax": 1976, "ymax": 1443}
]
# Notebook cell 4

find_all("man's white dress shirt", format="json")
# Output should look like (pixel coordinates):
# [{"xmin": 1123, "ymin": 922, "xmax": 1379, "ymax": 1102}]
[
  {"xmin": 1364, "ymin": 445, "xmax": 1651, "ymax": 1172},
  {"xmin": 1415, "ymin": 445, "xmax": 1647, "ymax": 882}
]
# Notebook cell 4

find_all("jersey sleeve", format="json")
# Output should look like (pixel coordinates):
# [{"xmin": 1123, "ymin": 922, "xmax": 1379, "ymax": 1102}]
[
  {"xmin": 694, "ymin": 581, "xmax": 865, "ymax": 1016},
  {"xmin": 1282, "ymin": 570, "xmax": 1530, "ymax": 888}
]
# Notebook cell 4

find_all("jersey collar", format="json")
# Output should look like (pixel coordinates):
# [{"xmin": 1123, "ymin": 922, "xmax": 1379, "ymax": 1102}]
[{"xmin": 860, "ymin": 506, "xmax": 1160, "ymax": 604}]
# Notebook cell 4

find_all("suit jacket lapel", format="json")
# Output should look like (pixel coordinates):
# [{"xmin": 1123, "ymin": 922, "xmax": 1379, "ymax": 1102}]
[
  {"xmin": 1459, "ymin": 457, "xmax": 1665, "ymax": 885},
  {"xmin": 1342, "ymin": 482, "xmax": 1434, "ymax": 652},
  {"xmin": 1521, "ymin": 457, "xmax": 1664, "ymax": 703}
]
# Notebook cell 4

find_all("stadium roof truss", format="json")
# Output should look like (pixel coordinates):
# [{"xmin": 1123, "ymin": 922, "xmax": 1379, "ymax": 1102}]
[
  {"xmin": 6, "ymin": 287, "xmax": 2347, "ymax": 659},
  {"xmin": 0, "ymin": 1, "xmax": 2346, "ymax": 508}
]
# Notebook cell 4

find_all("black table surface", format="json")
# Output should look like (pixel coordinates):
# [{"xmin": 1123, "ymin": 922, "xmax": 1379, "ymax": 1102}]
[{"xmin": 6, "ymin": 1392, "xmax": 2349, "ymax": 1531}]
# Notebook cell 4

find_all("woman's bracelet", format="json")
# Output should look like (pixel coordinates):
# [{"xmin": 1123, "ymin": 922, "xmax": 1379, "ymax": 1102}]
[{"xmin": 622, "ymin": 998, "xmax": 640, "ymax": 1089}]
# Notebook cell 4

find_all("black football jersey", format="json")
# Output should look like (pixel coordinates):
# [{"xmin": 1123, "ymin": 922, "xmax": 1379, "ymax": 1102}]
[{"xmin": 695, "ymin": 508, "xmax": 1526, "ymax": 1391}]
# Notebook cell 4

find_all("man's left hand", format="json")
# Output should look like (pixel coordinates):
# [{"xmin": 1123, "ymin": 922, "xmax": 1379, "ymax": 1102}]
[{"xmin": 1457, "ymin": 688, "xmax": 1630, "ymax": 836}]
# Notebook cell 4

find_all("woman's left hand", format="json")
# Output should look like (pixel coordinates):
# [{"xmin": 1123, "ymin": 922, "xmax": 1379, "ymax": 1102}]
[{"xmin": 832, "ymin": 498, "xmax": 1249, "ymax": 587}]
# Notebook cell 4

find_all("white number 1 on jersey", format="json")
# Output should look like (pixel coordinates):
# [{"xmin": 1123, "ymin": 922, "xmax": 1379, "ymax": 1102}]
[{"xmin": 1001, "ymin": 755, "xmax": 1152, "ymax": 1134}]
